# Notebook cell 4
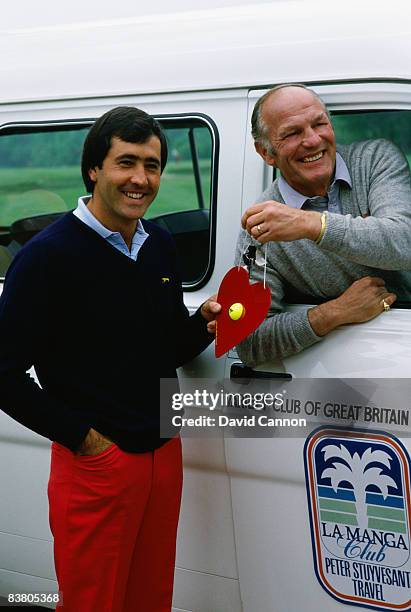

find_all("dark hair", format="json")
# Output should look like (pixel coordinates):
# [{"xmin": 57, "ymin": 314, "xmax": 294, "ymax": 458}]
[{"xmin": 81, "ymin": 106, "xmax": 168, "ymax": 193}]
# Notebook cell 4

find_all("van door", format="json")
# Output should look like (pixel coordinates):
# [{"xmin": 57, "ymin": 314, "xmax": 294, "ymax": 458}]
[
  {"xmin": 225, "ymin": 82, "xmax": 411, "ymax": 612},
  {"xmin": 0, "ymin": 90, "xmax": 249, "ymax": 611}
]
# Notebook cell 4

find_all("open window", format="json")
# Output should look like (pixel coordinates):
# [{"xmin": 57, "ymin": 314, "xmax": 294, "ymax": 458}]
[
  {"xmin": 270, "ymin": 108, "xmax": 411, "ymax": 307},
  {"xmin": 331, "ymin": 109, "xmax": 411, "ymax": 167},
  {"xmin": 0, "ymin": 114, "xmax": 218, "ymax": 287}
]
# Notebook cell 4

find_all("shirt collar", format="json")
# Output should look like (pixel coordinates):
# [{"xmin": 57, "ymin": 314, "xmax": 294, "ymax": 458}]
[
  {"xmin": 75, "ymin": 196, "xmax": 148, "ymax": 240},
  {"xmin": 278, "ymin": 152, "xmax": 352, "ymax": 209}
]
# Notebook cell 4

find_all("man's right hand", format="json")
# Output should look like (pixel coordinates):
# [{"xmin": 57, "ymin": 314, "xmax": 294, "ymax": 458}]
[
  {"xmin": 76, "ymin": 428, "xmax": 113, "ymax": 456},
  {"xmin": 308, "ymin": 276, "xmax": 397, "ymax": 337},
  {"xmin": 241, "ymin": 200, "xmax": 321, "ymax": 243}
]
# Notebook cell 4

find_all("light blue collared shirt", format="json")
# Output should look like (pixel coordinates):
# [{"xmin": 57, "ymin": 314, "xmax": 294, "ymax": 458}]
[
  {"xmin": 278, "ymin": 152, "xmax": 352, "ymax": 214},
  {"xmin": 73, "ymin": 196, "xmax": 149, "ymax": 261}
]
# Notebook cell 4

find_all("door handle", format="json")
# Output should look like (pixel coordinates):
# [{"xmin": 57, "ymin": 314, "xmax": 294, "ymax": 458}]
[{"xmin": 230, "ymin": 363, "xmax": 292, "ymax": 382}]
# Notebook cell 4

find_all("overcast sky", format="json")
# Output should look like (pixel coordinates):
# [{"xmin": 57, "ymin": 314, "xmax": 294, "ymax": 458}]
[{"xmin": 3, "ymin": 0, "xmax": 277, "ymax": 29}]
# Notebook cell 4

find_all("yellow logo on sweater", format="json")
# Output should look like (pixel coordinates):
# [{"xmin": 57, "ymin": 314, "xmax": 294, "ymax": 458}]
[{"xmin": 161, "ymin": 277, "xmax": 170, "ymax": 284}]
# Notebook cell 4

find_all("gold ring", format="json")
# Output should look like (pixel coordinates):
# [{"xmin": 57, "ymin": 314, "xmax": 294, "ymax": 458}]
[
  {"xmin": 382, "ymin": 299, "xmax": 390, "ymax": 312},
  {"xmin": 257, "ymin": 224, "xmax": 262, "ymax": 234}
]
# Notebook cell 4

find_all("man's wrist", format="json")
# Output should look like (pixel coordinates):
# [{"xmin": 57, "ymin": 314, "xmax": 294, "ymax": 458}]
[
  {"xmin": 308, "ymin": 301, "xmax": 344, "ymax": 337},
  {"xmin": 303, "ymin": 210, "xmax": 323, "ymax": 241},
  {"xmin": 315, "ymin": 211, "xmax": 327, "ymax": 244}
]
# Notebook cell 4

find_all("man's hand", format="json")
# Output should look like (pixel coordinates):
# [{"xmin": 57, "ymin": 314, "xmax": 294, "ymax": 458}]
[
  {"xmin": 308, "ymin": 276, "xmax": 397, "ymax": 337},
  {"xmin": 200, "ymin": 294, "xmax": 221, "ymax": 334},
  {"xmin": 77, "ymin": 428, "xmax": 113, "ymax": 456},
  {"xmin": 241, "ymin": 200, "xmax": 321, "ymax": 243}
]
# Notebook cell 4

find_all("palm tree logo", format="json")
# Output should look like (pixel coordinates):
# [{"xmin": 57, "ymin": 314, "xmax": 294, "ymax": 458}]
[{"xmin": 321, "ymin": 444, "xmax": 397, "ymax": 528}]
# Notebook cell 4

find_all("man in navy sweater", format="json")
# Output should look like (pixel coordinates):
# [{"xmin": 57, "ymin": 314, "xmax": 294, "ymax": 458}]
[{"xmin": 0, "ymin": 107, "xmax": 220, "ymax": 611}]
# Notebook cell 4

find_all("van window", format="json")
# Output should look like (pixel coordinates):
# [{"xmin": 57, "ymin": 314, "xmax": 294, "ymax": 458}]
[
  {"xmin": 0, "ymin": 115, "xmax": 217, "ymax": 287},
  {"xmin": 148, "ymin": 117, "xmax": 217, "ymax": 288},
  {"xmin": 331, "ymin": 109, "xmax": 411, "ymax": 168},
  {"xmin": 274, "ymin": 109, "xmax": 411, "ymax": 306},
  {"xmin": 332, "ymin": 110, "xmax": 411, "ymax": 306}
]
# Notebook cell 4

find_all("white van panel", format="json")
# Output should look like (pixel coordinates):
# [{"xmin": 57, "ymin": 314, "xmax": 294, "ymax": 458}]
[
  {"xmin": 173, "ymin": 567, "xmax": 242, "ymax": 612},
  {"xmin": 0, "ymin": 532, "xmax": 54, "ymax": 580},
  {"xmin": 227, "ymin": 441, "xmax": 340, "ymax": 612},
  {"xmin": 177, "ymin": 443, "xmax": 238, "ymax": 578},
  {"xmin": 2, "ymin": 2, "xmax": 411, "ymax": 103},
  {"xmin": 0, "ymin": 432, "xmax": 57, "ymax": 606},
  {"xmin": 284, "ymin": 308, "xmax": 411, "ymax": 379},
  {"xmin": 225, "ymin": 435, "xmax": 411, "ymax": 612},
  {"xmin": 0, "ymin": 438, "xmax": 51, "ymax": 538}
]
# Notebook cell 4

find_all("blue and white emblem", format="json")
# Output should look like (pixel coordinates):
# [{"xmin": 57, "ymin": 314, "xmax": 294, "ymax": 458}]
[{"xmin": 304, "ymin": 427, "xmax": 411, "ymax": 610}]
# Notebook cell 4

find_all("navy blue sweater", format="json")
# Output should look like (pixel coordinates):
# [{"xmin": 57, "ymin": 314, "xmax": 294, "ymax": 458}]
[{"xmin": 0, "ymin": 213, "xmax": 212, "ymax": 452}]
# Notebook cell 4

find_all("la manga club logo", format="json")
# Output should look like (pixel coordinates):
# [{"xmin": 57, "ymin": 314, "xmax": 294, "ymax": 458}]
[{"xmin": 304, "ymin": 428, "xmax": 411, "ymax": 611}]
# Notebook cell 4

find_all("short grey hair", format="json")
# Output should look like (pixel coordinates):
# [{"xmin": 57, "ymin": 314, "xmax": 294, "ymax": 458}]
[{"xmin": 251, "ymin": 83, "xmax": 331, "ymax": 155}]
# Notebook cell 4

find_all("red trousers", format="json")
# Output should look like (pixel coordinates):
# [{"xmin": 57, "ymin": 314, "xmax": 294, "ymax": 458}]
[{"xmin": 48, "ymin": 437, "xmax": 182, "ymax": 612}]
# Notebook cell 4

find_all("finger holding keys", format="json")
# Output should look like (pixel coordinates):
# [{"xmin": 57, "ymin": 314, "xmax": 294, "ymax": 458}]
[{"xmin": 241, "ymin": 200, "xmax": 322, "ymax": 243}]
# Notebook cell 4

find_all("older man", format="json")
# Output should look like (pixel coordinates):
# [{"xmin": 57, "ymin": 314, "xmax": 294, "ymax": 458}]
[{"xmin": 237, "ymin": 84, "xmax": 411, "ymax": 367}]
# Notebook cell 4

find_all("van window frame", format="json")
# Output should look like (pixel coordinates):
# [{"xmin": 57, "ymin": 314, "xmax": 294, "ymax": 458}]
[
  {"xmin": 246, "ymin": 83, "xmax": 411, "ymax": 310},
  {"xmin": 0, "ymin": 113, "xmax": 219, "ymax": 290},
  {"xmin": 290, "ymin": 107, "xmax": 411, "ymax": 310}
]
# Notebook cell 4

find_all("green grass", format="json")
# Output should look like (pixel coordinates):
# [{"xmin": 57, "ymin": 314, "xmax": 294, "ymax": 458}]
[
  {"xmin": 0, "ymin": 161, "xmax": 212, "ymax": 227},
  {"xmin": 151, "ymin": 165, "xmax": 211, "ymax": 218}
]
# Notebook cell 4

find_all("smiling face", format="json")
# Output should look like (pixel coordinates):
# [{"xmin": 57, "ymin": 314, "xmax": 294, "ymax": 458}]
[
  {"xmin": 256, "ymin": 87, "xmax": 336, "ymax": 197},
  {"xmin": 88, "ymin": 135, "xmax": 162, "ymax": 233}
]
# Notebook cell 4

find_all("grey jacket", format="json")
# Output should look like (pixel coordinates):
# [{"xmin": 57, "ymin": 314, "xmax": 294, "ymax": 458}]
[{"xmin": 235, "ymin": 139, "xmax": 411, "ymax": 367}]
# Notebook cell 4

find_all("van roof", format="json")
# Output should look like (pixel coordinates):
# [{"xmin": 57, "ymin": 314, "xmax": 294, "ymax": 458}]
[{"xmin": 2, "ymin": 1, "xmax": 411, "ymax": 104}]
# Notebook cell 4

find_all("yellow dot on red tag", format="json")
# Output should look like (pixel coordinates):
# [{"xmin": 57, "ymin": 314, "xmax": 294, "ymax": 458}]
[{"xmin": 229, "ymin": 303, "xmax": 245, "ymax": 321}]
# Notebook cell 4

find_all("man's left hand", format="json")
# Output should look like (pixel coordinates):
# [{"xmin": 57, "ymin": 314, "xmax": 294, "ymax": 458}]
[
  {"xmin": 241, "ymin": 200, "xmax": 322, "ymax": 243},
  {"xmin": 200, "ymin": 294, "xmax": 221, "ymax": 334}
]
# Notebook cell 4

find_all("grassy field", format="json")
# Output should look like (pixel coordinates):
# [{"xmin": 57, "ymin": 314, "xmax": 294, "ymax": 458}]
[
  {"xmin": 1, "ymin": 153, "xmax": 410, "ymax": 228},
  {"xmin": 0, "ymin": 160, "xmax": 211, "ymax": 227}
]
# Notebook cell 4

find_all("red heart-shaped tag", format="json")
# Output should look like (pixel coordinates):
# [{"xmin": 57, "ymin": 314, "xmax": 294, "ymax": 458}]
[{"xmin": 215, "ymin": 266, "xmax": 271, "ymax": 358}]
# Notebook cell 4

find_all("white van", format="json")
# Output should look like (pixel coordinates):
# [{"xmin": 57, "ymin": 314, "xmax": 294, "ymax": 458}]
[{"xmin": 1, "ymin": 2, "xmax": 411, "ymax": 611}]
